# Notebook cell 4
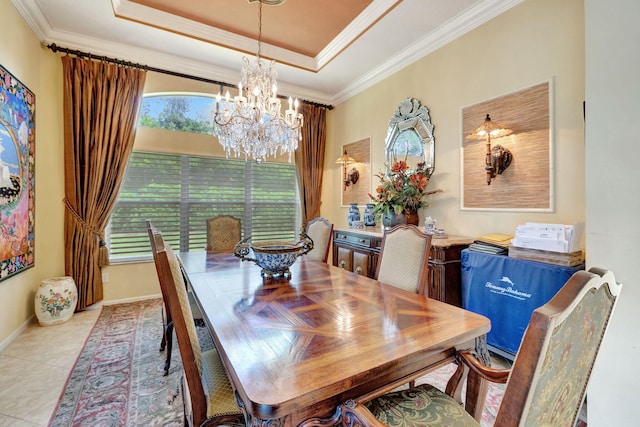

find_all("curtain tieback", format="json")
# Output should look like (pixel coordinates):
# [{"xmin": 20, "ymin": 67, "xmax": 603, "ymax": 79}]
[
  {"xmin": 63, "ymin": 198, "xmax": 102, "ymax": 237},
  {"xmin": 64, "ymin": 198, "xmax": 110, "ymax": 267}
]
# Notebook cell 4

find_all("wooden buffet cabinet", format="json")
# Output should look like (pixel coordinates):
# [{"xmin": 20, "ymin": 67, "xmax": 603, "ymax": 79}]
[{"xmin": 332, "ymin": 227, "xmax": 473, "ymax": 306}]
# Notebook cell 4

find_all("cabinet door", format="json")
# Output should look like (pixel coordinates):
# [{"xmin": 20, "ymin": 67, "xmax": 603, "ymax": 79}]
[
  {"xmin": 353, "ymin": 251, "xmax": 370, "ymax": 276},
  {"xmin": 336, "ymin": 246, "xmax": 353, "ymax": 271}
]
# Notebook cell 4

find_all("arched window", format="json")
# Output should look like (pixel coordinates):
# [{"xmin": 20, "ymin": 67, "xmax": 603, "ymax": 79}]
[{"xmin": 139, "ymin": 93, "xmax": 215, "ymax": 135}]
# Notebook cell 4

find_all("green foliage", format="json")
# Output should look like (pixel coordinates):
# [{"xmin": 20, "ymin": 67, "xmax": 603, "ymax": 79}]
[{"xmin": 139, "ymin": 95, "xmax": 214, "ymax": 134}]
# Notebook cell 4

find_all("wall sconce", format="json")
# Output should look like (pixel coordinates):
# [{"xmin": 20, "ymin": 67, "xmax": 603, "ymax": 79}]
[
  {"xmin": 335, "ymin": 150, "xmax": 359, "ymax": 190},
  {"xmin": 467, "ymin": 114, "xmax": 513, "ymax": 185}
]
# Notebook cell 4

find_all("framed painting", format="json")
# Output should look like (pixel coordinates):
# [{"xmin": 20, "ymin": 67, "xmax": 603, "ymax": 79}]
[{"xmin": 0, "ymin": 64, "xmax": 36, "ymax": 281}]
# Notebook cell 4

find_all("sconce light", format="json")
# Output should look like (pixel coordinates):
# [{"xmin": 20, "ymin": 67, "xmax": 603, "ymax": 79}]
[
  {"xmin": 467, "ymin": 114, "xmax": 513, "ymax": 185},
  {"xmin": 335, "ymin": 150, "xmax": 359, "ymax": 190}
]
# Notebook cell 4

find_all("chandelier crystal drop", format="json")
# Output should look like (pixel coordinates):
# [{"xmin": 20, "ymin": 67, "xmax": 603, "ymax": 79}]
[{"xmin": 213, "ymin": 1, "xmax": 303, "ymax": 162}]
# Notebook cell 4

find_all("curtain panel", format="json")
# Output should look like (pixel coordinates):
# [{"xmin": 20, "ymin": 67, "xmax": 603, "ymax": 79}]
[
  {"xmin": 62, "ymin": 56, "xmax": 146, "ymax": 310},
  {"xmin": 295, "ymin": 103, "xmax": 327, "ymax": 224}
]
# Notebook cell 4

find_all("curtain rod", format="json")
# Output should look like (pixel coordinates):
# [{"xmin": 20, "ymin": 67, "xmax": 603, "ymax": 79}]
[{"xmin": 47, "ymin": 43, "xmax": 333, "ymax": 110}]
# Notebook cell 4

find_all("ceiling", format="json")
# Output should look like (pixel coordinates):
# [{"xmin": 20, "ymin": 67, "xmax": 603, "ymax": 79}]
[{"xmin": 13, "ymin": 0, "xmax": 524, "ymax": 105}]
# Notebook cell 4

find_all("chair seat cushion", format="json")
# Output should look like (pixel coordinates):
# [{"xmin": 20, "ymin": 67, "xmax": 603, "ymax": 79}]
[
  {"xmin": 201, "ymin": 349, "xmax": 244, "ymax": 419},
  {"xmin": 365, "ymin": 384, "xmax": 480, "ymax": 427}
]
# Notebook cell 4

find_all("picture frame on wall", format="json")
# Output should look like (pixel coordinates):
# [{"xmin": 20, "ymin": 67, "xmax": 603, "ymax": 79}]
[
  {"xmin": 0, "ymin": 64, "xmax": 36, "ymax": 281},
  {"xmin": 461, "ymin": 80, "xmax": 553, "ymax": 212},
  {"xmin": 340, "ymin": 138, "xmax": 371, "ymax": 207}
]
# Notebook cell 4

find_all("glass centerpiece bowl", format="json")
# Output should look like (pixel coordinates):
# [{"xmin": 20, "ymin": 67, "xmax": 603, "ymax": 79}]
[{"xmin": 233, "ymin": 231, "xmax": 314, "ymax": 279}]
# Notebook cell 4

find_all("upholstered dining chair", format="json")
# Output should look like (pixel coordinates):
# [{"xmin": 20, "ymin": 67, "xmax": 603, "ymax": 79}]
[
  {"xmin": 146, "ymin": 220, "xmax": 204, "ymax": 376},
  {"xmin": 341, "ymin": 267, "xmax": 622, "ymax": 427},
  {"xmin": 206, "ymin": 215, "xmax": 242, "ymax": 253},
  {"xmin": 375, "ymin": 224, "xmax": 432, "ymax": 295},
  {"xmin": 146, "ymin": 220, "xmax": 175, "ymax": 375},
  {"xmin": 305, "ymin": 217, "xmax": 334, "ymax": 262},
  {"xmin": 150, "ymin": 225, "xmax": 246, "ymax": 426}
]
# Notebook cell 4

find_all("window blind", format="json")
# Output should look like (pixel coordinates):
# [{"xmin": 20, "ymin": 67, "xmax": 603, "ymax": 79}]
[{"xmin": 108, "ymin": 151, "xmax": 299, "ymax": 260}]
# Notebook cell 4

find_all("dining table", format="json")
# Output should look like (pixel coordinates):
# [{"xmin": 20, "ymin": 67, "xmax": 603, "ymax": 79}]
[{"xmin": 179, "ymin": 251, "xmax": 491, "ymax": 427}]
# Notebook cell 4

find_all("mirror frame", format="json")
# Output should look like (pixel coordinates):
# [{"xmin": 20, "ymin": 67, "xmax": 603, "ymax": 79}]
[{"xmin": 384, "ymin": 97, "xmax": 435, "ymax": 176}]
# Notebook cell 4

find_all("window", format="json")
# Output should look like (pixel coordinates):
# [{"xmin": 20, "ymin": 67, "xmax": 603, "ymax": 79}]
[
  {"xmin": 139, "ymin": 93, "xmax": 215, "ymax": 135},
  {"xmin": 108, "ymin": 151, "xmax": 300, "ymax": 260}
]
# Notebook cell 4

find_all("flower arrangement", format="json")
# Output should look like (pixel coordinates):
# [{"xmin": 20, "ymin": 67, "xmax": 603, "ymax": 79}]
[{"xmin": 369, "ymin": 160, "xmax": 442, "ymax": 218}]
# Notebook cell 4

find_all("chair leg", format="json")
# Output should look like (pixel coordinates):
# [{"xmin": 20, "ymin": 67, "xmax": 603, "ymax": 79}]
[
  {"xmin": 409, "ymin": 380, "xmax": 416, "ymax": 388},
  {"xmin": 159, "ymin": 330, "xmax": 167, "ymax": 351},
  {"xmin": 160, "ymin": 311, "xmax": 168, "ymax": 351},
  {"xmin": 164, "ymin": 320, "xmax": 174, "ymax": 376}
]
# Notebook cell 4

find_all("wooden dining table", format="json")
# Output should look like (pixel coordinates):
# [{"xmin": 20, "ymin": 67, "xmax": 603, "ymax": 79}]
[{"xmin": 179, "ymin": 252, "xmax": 491, "ymax": 427}]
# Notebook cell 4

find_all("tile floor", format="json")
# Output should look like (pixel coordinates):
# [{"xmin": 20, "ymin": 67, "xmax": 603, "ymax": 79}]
[{"xmin": 0, "ymin": 307, "xmax": 102, "ymax": 427}]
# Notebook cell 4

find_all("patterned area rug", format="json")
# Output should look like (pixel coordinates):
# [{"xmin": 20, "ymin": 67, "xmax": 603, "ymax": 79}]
[
  {"xmin": 49, "ymin": 298, "xmax": 505, "ymax": 426},
  {"xmin": 49, "ymin": 299, "xmax": 189, "ymax": 427}
]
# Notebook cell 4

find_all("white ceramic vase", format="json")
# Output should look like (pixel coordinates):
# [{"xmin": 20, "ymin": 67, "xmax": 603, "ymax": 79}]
[{"xmin": 35, "ymin": 276, "xmax": 78, "ymax": 326}]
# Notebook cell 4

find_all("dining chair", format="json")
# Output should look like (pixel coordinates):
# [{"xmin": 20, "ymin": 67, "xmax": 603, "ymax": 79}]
[
  {"xmin": 341, "ymin": 267, "xmax": 622, "ymax": 427},
  {"xmin": 375, "ymin": 224, "xmax": 432, "ymax": 295},
  {"xmin": 305, "ymin": 217, "xmax": 334, "ymax": 262},
  {"xmin": 146, "ymin": 220, "xmax": 175, "ymax": 376},
  {"xmin": 206, "ymin": 215, "xmax": 242, "ymax": 253},
  {"xmin": 150, "ymin": 226, "xmax": 246, "ymax": 426},
  {"xmin": 146, "ymin": 220, "xmax": 205, "ymax": 376}
]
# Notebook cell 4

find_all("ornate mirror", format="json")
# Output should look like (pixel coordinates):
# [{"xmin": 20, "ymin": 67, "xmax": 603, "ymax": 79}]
[{"xmin": 384, "ymin": 97, "xmax": 435, "ymax": 176}]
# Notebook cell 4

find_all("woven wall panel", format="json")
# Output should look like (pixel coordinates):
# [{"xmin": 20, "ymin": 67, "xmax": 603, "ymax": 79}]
[
  {"xmin": 462, "ymin": 81, "xmax": 551, "ymax": 210},
  {"xmin": 341, "ymin": 138, "xmax": 371, "ymax": 206}
]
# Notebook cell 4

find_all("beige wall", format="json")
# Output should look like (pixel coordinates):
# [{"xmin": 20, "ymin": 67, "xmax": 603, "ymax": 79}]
[
  {"xmin": 0, "ymin": 2, "xmax": 65, "ymax": 347},
  {"xmin": 585, "ymin": 0, "xmax": 640, "ymax": 424},
  {"xmin": 324, "ymin": 0, "xmax": 585, "ymax": 237}
]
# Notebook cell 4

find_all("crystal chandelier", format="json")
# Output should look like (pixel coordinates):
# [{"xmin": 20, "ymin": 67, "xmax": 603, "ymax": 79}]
[{"xmin": 213, "ymin": 0, "xmax": 303, "ymax": 162}]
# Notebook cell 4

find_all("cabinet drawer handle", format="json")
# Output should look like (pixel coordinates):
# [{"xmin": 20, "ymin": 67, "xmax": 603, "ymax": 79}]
[
  {"xmin": 355, "ymin": 266, "xmax": 363, "ymax": 275},
  {"xmin": 339, "ymin": 260, "xmax": 346, "ymax": 269},
  {"xmin": 359, "ymin": 239, "xmax": 366, "ymax": 244}
]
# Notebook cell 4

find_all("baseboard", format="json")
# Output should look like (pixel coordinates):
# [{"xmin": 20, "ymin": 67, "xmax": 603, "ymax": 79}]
[
  {"xmin": 102, "ymin": 294, "xmax": 162, "ymax": 306},
  {"xmin": 0, "ymin": 315, "xmax": 35, "ymax": 353}
]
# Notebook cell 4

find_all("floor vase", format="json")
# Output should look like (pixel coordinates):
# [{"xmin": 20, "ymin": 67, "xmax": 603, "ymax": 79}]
[{"xmin": 35, "ymin": 276, "xmax": 78, "ymax": 326}]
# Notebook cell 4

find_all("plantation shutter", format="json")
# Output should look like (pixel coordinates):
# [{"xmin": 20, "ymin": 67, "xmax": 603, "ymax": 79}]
[{"xmin": 108, "ymin": 151, "xmax": 299, "ymax": 260}]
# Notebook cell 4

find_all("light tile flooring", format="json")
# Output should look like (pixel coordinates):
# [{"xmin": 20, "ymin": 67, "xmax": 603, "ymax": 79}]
[{"xmin": 0, "ymin": 308, "xmax": 102, "ymax": 427}]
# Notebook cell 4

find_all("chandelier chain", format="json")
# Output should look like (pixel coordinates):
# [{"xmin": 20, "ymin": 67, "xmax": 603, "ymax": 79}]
[{"xmin": 257, "ymin": 0, "xmax": 262, "ymax": 59}]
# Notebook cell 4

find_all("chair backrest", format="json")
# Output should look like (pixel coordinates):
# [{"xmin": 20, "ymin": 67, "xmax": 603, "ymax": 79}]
[
  {"xmin": 375, "ymin": 224, "xmax": 432, "ymax": 295},
  {"xmin": 305, "ymin": 217, "xmax": 334, "ymax": 262},
  {"xmin": 146, "ymin": 220, "xmax": 172, "ymax": 327},
  {"xmin": 206, "ymin": 215, "xmax": 241, "ymax": 253},
  {"xmin": 149, "ymin": 224, "xmax": 209, "ymax": 423},
  {"xmin": 495, "ymin": 267, "xmax": 622, "ymax": 426}
]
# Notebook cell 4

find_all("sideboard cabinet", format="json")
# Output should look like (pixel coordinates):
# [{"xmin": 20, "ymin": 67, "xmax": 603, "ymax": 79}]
[{"xmin": 332, "ymin": 227, "xmax": 472, "ymax": 306}]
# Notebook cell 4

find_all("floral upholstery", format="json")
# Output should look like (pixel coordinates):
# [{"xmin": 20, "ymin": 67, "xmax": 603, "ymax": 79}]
[
  {"xmin": 206, "ymin": 216, "xmax": 241, "ymax": 253},
  {"xmin": 520, "ymin": 283, "xmax": 616, "ymax": 425},
  {"xmin": 364, "ymin": 384, "xmax": 479, "ymax": 427}
]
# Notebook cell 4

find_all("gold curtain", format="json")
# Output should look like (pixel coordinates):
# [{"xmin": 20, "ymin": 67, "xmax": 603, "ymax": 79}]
[
  {"xmin": 62, "ymin": 56, "xmax": 146, "ymax": 310},
  {"xmin": 295, "ymin": 103, "xmax": 327, "ymax": 224}
]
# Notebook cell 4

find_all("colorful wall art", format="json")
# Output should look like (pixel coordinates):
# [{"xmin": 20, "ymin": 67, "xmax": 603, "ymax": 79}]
[{"xmin": 0, "ymin": 64, "xmax": 35, "ymax": 281}]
